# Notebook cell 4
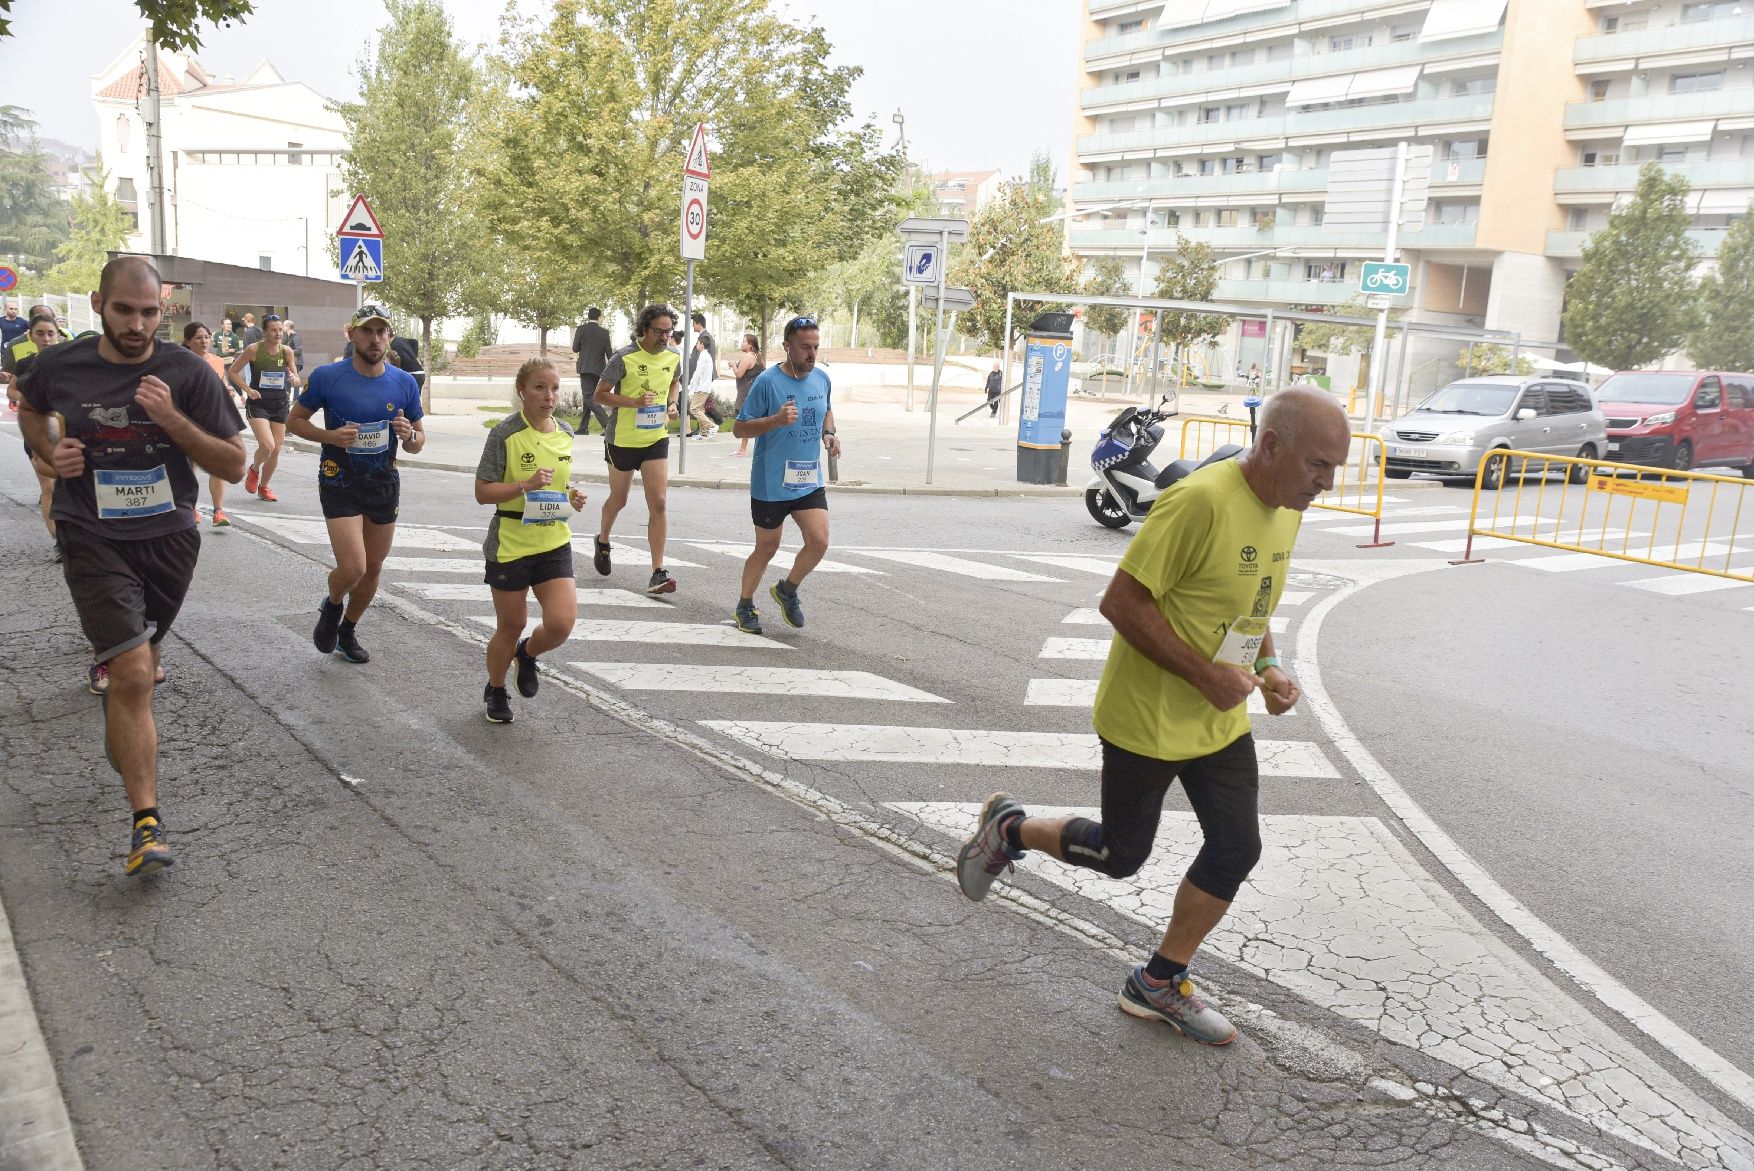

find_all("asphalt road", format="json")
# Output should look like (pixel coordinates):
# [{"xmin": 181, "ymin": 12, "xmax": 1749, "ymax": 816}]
[{"xmin": 1, "ymin": 443, "xmax": 1751, "ymax": 1171}]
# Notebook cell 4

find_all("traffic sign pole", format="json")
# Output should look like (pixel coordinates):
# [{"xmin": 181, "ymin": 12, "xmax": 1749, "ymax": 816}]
[
  {"xmin": 1365, "ymin": 141, "xmax": 1408, "ymax": 431},
  {"xmin": 925, "ymin": 226, "xmax": 951, "ymax": 485},
  {"xmin": 677, "ymin": 124, "xmax": 709, "ymax": 476}
]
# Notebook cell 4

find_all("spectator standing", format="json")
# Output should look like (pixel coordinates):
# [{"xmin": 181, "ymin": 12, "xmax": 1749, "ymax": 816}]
[
  {"xmin": 730, "ymin": 333, "xmax": 764, "ymax": 458},
  {"xmin": 0, "ymin": 301, "xmax": 26, "ymax": 348},
  {"xmin": 985, "ymin": 361, "xmax": 1003, "ymax": 418},
  {"xmin": 571, "ymin": 307, "xmax": 613, "ymax": 434},
  {"xmin": 215, "ymin": 317, "xmax": 241, "ymax": 358},
  {"xmin": 688, "ymin": 311, "xmax": 716, "ymax": 383},
  {"xmin": 685, "ymin": 335, "xmax": 718, "ymax": 439},
  {"xmin": 240, "ymin": 312, "xmax": 263, "ymax": 348},
  {"xmin": 282, "ymin": 319, "xmax": 304, "ymax": 371}
]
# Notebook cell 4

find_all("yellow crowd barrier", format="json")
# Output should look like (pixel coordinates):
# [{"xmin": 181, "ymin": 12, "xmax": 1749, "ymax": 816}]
[
  {"xmin": 1177, "ymin": 415, "xmax": 1394, "ymax": 547},
  {"xmin": 1454, "ymin": 450, "xmax": 1753, "ymax": 580}
]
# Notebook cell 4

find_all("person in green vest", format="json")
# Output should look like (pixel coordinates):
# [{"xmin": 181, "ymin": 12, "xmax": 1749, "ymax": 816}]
[
  {"xmin": 214, "ymin": 317, "xmax": 242, "ymax": 359},
  {"xmin": 473, "ymin": 357, "xmax": 589, "ymax": 724},
  {"xmin": 227, "ymin": 313, "xmax": 301, "ymax": 502}
]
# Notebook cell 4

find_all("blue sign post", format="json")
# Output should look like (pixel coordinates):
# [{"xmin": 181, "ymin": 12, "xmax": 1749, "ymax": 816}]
[
  {"xmin": 1017, "ymin": 322, "xmax": 1074, "ymax": 483},
  {"xmin": 339, "ymin": 236, "xmax": 384, "ymax": 283},
  {"xmin": 1359, "ymin": 261, "xmax": 1411, "ymax": 297}
]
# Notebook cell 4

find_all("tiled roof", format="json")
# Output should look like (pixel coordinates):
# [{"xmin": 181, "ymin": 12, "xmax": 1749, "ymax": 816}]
[{"xmin": 96, "ymin": 59, "xmax": 191, "ymax": 102}]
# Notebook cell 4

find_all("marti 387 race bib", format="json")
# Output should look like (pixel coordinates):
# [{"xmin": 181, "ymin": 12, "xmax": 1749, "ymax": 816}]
[{"xmin": 95, "ymin": 465, "xmax": 174, "ymax": 520}]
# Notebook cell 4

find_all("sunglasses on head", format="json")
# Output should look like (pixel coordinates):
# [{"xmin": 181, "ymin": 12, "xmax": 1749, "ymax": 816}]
[{"xmin": 784, "ymin": 317, "xmax": 818, "ymax": 337}]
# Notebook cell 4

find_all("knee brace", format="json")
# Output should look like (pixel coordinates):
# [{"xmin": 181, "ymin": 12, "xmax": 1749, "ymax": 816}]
[{"xmin": 1060, "ymin": 817, "xmax": 1150, "ymax": 879}]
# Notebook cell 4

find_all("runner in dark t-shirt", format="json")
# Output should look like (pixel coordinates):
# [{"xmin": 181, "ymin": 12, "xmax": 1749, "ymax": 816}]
[{"xmin": 16, "ymin": 256, "xmax": 246, "ymax": 878}]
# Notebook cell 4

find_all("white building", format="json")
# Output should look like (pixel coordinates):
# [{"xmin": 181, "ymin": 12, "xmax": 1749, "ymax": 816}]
[{"xmin": 91, "ymin": 36, "xmax": 350, "ymax": 277}]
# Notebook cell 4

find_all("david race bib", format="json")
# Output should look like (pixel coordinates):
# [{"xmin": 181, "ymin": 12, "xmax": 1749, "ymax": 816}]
[
  {"xmin": 783, "ymin": 459, "xmax": 821, "ymax": 490},
  {"xmin": 1213, "ymin": 616, "xmax": 1270, "ymax": 670},
  {"xmin": 635, "ymin": 403, "xmax": 667, "ymax": 430},
  {"xmin": 522, "ymin": 489, "xmax": 567, "ymax": 525},
  {"xmin": 349, "ymin": 420, "xmax": 391, "ymax": 455},
  {"xmin": 258, "ymin": 370, "xmax": 287, "ymax": 391},
  {"xmin": 95, "ymin": 465, "xmax": 175, "ymax": 520}
]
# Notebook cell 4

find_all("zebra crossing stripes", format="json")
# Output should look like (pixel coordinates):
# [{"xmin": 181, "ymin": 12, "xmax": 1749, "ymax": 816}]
[
  {"xmin": 568, "ymin": 537, "xmax": 703, "ymax": 569},
  {"xmin": 382, "ymin": 556, "xmax": 485, "ymax": 574},
  {"xmin": 1322, "ymin": 514, "xmax": 1551, "ymax": 538},
  {"xmin": 1025, "ymin": 678, "xmax": 1288, "ymax": 716},
  {"xmin": 1061, "ymin": 608, "xmax": 1107, "ymax": 625},
  {"xmin": 681, "ymin": 542, "xmax": 884, "ymax": 574},
  {"xmin": 569, "ymin": 663, "xmax": 948, "ymax": 703},
  {"xmin": 1620, "ymin": 569, "xmax": 1754, "ymax": 596},
  {"xmin": 467, "ymin": 617, "xmax": 787, "ymax": 648},
  {"xmin": 398, "ymin": 582, "xmax": 670, "ymax": 607},
  {"xmin": 1042, "ymin": 621, "xmax": 1285, "ymax": 660},
  {"xmin": 699, "ymin": 721, "xmax": 1339, "ymax": 777},
  {"xmin": 1520, "ymin": 542, "xmax": 1748, "ymax": 573},
  {"xmin": 842, "ymin": 549, "xmax": 1064, "ymax": 581},
  {"xmin": 1006, "ymin": 554, "xmax": 1121, "ymax": 577}
]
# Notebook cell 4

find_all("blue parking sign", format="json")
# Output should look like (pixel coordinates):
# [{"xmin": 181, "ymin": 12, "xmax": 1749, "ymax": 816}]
[{"xmin": 339, "ymin": 237, "xmax": 384, "ymax": 283}]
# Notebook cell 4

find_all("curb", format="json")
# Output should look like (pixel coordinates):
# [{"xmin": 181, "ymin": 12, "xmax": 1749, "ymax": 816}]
[
  {"xmin": 282, "ymin": 439, "xmax": 1086, "ymax": 499},
  {"xmin": 0, "ymin": 892, "xmax": 85, "ymax": 1171}
]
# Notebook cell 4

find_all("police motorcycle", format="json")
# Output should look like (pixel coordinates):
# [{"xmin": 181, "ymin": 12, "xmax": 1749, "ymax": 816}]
[{"xmin": 1084, "ymin": 395, "xmax": 1258, "ymax": 528}]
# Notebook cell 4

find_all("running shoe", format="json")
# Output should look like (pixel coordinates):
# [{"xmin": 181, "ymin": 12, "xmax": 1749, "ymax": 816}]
[
  {"xmin": 257, "ymin": 486, "xmax": 278, "ymax": 502},
  {"xmin": 125, "ymin": 816, "xmax": 173, "ymax": 877},
  {"xmin": 770, "ymin": 580, "xmax": 804, "ymax": 628},
  {"xmin": 244, "ymin": 465, "xmax": 259, "ymax": 494},
  {"xmin": 484, "ymin": 684, "xmax": 514, "ymax": 724},
  {"xmin": 1118, "ymin": 966, "xmax": 1237, "ymax": 1046},
  {"xmin": 336, "ymin": 625, "xmax": 370, "ymax": 664},
  {"xmin": 88, "ymin": 662, "xmax": 109, "ymax": 695},
  {"xmin": 733, "ymin": 600, "xmax": 763, "ymax": 635},
  {"xmin": 592, "ymin": 536, "xmax": 612, "ymax": 576},
  {"xmin": 955, "ymin": 792, "xmax": 1024, "ymax": 902},
  {"xmin": 647, "ymin": 568, "xmax": 676, "ymax": 595},
  {"xmin": 514, "ymin": 637, "xmax": 540, "ymax": 698},
  {"xmin": 211, "ymin": 508, "xmax": 230, "ymax": 527},
  {"xmin": 153, "ymin": 665, "xmax": 167, "ymax": 685},
  {"xmin": 313, "ymin": 598, "xmax": 344, "ymax": 654}
]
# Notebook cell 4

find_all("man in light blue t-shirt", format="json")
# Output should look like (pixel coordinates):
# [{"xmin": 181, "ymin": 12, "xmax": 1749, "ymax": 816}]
[{"xmin": 730, "ymin": 316, "xmax": 842, "ymax": 634}]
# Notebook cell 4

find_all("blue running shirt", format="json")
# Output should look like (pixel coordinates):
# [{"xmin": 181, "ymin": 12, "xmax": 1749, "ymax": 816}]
[
  {"xmin": 297, "ymin": 360, "xmax": 423, "ymax": 486},
  {"xmin": 738, "ymin": 364, "xmax": 831, "ymax": 502}
]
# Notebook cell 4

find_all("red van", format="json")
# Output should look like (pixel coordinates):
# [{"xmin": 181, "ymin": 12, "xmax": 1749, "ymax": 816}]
[{"xmin": 1596, "ymin": 371, "xmax": 1754, "ymax": 475}]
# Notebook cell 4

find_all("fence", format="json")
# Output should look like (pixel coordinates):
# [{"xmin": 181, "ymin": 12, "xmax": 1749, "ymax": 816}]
[
  {"xmin": 1176, "ymin": 415, "xmax": 1393, "ymax": 546},
  {"xmin": 5, "ymin": 291, "xmax": 98, "ymax": 334},
  {"xmin": 1453, "ymin": 450, "xmax": 1753, "ymax": 580}
]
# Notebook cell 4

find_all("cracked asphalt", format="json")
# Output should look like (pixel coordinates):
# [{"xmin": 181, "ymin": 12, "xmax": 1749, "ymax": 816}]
[{"xmin": 0, "ymin": 451, "xmax": 1747, "ymax": 1171}]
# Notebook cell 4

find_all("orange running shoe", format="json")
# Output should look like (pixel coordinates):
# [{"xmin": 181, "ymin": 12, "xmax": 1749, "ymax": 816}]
[
  {"xmin": 257, "ymin": 486, "xmax": 278, "ymax": 502},
  {"xmin": 244, "ymin": 465, "xmax": 260, "ymax": 494}
]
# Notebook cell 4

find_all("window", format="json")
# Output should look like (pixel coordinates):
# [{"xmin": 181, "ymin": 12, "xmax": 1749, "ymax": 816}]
[
  {"xmin": 1682, "ymin": 1, "xmax": 1740, "ymax": 22},
  {"xmin": 1568, "ymin": 208, "xmax": 1589, "ymax": 230},
  {"xmin": 115, "ymin": 115, "xmax": 130, "ymax": 153},
  {"xmin": 1670, "ymin": 71, "xmax": 1723, "ymax": 94},
  {"xmin": 1600, "ymin": 15, "xmax": 1618, "ymax": 33},
  {"xmin": 1696, "ymin": 377, "xmax": 1722, "ymax": 410},
  {"xmin": 1391, "ymin": 24, "xmax": 1416, "ymax": 42},
  {"xmin": 1224, "ymin": 102, "xmax": 1251, "ymax": 121},
  {"xmin": 1200, "ymin": 106, "xmax": 1221, "ymax": 123},
  {"xmin": 1208, "ymin": 53, "xmax": 1226, "ymax": 69},
  {"xmin": 1214, "ymin": 208, "xmax": 1239, "ymax": 227},
  {"xmin": 1725, "ymin": 381, "xmax": 1752, "ymax": 410},
  {"xmin": 1657, "ymin": 145, "xmax": 1688, "ymax": 164},
  {"xmin": 1222, "ymin": 155, "xmax": 1245, "ymax": 173},
  {"xmin": 258, "ymin": 255, "xmax": 273, "ymax": 271},
  {"xmin": 1329, "ymin": 34, "xmax": 1366, "ymax": 51},
  {"xmin": 1446, "ymin": 139, "xmax": 1484, "ymax": 160},
  {"xmin": 1230, "ymin": 49, "xmax": 1255, "ymax": 66},
  {"xmin": 1122, "ymin": 70, "xmax": 1141, "ymax": 83},
  {"xmin": 1452, "ymin": 77, "xmax": 1496, "ymax": 97},
  {"xmin": 1590, "ymin": 80, "xmax": 1610, "ymax": 102},
  {"xmin": 1199, "ymin": 158, "xmax": 1217, "ymax": 175},
  {"xmin": 1517, "ymin": 387, "xmax": 1547, "ymax": 416},
  {"xmin": 1117, "ymin": 18, "xmax": 1143, "ymax": 33},
  {"xmin": 1258, "ymin": 153, "xmax": 1281, "ymax": 171},
  {"xmin": 114, "ymin": 177, "xmax": 137, "ymax": 202}
]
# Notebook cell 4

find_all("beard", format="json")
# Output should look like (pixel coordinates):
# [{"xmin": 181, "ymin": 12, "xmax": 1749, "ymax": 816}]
[{"xmin": 103, "ymin": 318, "xmax": 153, "ymax": 359}]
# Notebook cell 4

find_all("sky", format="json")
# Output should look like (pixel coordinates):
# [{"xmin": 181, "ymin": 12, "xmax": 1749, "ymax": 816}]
[{"xmin": 0, "ymin": 0, "xmax": 1080, "ymax": 182}]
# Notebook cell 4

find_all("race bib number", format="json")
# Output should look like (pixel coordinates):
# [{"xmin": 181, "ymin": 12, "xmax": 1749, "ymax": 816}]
[
  {"xmin": 349, "ymin": 420, "xmax": 391, "ymax": 454},
  {"xmin": 258, "ymin": 370, "xmax": 287, "ymax": 391},
  {"xmin": 522, "ymin": 489, "xmax": 567, "ymax": 525},
  {"xmin": 635, "ymin": 403, "xmax": 667, "ymax": 430},
  {"xmin": 783, "ymin": 459, "xmax": 821, "ymax": 490},
  {"xmin": 1213, "ymin": 616, "xmax": 1270, "ymax": 670},
  {"xmin": 95, "ymin": 465, "xmax": 175, "ymax": 520}
]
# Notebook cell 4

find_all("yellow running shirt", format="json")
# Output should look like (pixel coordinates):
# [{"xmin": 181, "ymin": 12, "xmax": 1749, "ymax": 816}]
[
  {"xmin": 599, "ymin": 342, "xmax": 680, "ymax": 450},
  {"xmin": 477, "ymin": 411, "xmax": 576, "ymax": 563},
  {"xmin": 1092, "ymin": 458, "xmax": 1302, "ymax": 761}
]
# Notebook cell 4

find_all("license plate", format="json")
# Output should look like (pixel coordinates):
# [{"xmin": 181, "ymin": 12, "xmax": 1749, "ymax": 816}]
[
  {"xmin": 1395, "ymin": 446, "xmax": 1428, "ymax": 458},
  {"xmin": 1607, "ymin": 441, "xmax": 1620, "ymax": 454}
]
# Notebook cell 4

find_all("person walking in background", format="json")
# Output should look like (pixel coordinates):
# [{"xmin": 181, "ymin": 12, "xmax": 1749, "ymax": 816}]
[
  {"xmin": 282, "ymin": 319, "xmax": 304, "ymax": 372},
  {"xmin": 689, "ymin": 311, "xmax": 716, "ymax": 382},
  {"xmin": 571, "ymin": 307, "xmax": 612, "ymax": 435},
  {"xmin": 985, "ymin": 361, "xmax": 1003, "ymax": 418},
  {"xmin": 730, "ymin": 333, "xmax": 764, "ymax": 458},
  {"xmin": 183, "ymin": 321, "xmax": 240, "ymax": 527},
  {"xmin": 685, "ymin": 334, "xmax": 718, "ymax": 440}
]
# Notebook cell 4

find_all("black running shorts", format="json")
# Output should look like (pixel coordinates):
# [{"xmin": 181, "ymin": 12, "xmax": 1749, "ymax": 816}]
[
  {"xmin": 246, "ymin": 394, "xmax": 291, "ymax": 423},
  {"xmin": 318, "ymin": 478, "xmax": 400, "ymax": 526},
  {"xmin": 485, "ymin": 544, "xmax": 575, "ymax": 592},
  {"xmin": 751, "ymin": 488, "xmax": 828, "ymax": 531},
  {"xmin": 605, "ymin": 438, "xmax": 668, "ymax": 472},
  {"xmin": 57, "ymin": 523, "xmax": 201, "ymax": 663}
]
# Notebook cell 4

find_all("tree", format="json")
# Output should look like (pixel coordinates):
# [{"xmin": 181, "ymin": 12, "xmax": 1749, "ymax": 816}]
[
  {"xmin": 1455, "ymin": 343, "xmax": 1536, "ymax": 377},
  {"xmin": 1081, "ymin": 256, "xmax": 1131, "ymax": 351},
  {"xmin": 43, "ymin": 162, "xmax": 130, "ymax": 293},
  {"xmin": 0, "ymin": 106, "xmax": 68, "ymax": 275},
  {"xmin": 1, "ymin": 1, "xmax": 255, "ymax": 51},
  {"xmin": 1149, "ymin": 233, "xmax": 1228, "ymax": 376},
  {"xmin": 338, "ymin": 0, "xmax": 481, "ymax": 408},
  {"xmin": 1562, "ymin": 162, "xmax": 1700, "ymax": 372},
  {"xmin": 951, "ymin": 157, "xmax": 1080, "ymax": 353},
  {"xmin": 1296, "ymin": 296, "xmax": 1382, "ymax": 358},
  {"xmin": 1688, "ymin": 204, "xmax": 1754, "ymax": 372}
]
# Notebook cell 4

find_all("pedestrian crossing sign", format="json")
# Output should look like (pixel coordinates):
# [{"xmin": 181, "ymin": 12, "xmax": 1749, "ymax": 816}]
[{"xmin": 340, "ymin": 237, "xmax": 384, "ymax": 283}]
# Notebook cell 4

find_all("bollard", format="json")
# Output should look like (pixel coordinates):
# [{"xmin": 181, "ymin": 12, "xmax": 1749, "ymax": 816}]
[
  {"xmin": 828, "ymin": 448, "xmax": 840, "ymax": 484},
  {"xmin": 1056, "ymin": 429, "xmax": 1073, "ymax": 487}
]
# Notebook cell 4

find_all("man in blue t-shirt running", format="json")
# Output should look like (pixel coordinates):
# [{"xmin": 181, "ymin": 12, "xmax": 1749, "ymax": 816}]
[
  {"xmin": 287, "ymin": 304, "xmax": 425, "ymax": 664},
  {"xmin": 730, "ymin": 316, "xmax": 841, "ymax": 633}
]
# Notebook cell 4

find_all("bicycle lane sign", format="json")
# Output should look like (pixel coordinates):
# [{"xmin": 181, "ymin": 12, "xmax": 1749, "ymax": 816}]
[{"xmin": 1359, "ymin": 261, "xmax": 1411, "ymax": 298}]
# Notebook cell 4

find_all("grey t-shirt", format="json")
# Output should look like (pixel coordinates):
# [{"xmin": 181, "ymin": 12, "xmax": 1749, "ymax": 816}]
[{"xmin": 21, "ymin": 336, "xmax": 242, "ymax": 540}]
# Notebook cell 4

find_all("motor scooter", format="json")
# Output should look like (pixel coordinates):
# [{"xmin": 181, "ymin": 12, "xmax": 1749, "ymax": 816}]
[{"xmin": 1084, "ymin": 395, "xmax": 1256, "ymax": 528}]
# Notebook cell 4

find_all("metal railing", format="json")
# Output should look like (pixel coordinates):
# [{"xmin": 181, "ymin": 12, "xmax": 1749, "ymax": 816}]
[
  {"xmin": 1452, "ymin": 450, "xmax": 1753, "ymax": 580},
  {"xmin": 1176, "ymin": 415, "xmax": 1393, "ymax": 546}
]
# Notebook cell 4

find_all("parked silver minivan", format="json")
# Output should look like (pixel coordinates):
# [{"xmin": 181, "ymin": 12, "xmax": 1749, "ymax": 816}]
[{"xmin": 1379, "ymin": 376, "xmax": 1608, "ymax": 490}]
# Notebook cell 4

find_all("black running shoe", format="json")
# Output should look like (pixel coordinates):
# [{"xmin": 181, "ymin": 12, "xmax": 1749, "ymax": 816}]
[
  {"xmin": 647, "ymin": 568, "xmax": 676, "ymax": 595},
  {"xmin": 313, "ymin": 597, "xmax": 344, "ymax": 654},
  {"xmin": 484, "ymin": 684, "xmax": 514, "ymax": 724},
  {"xmin": 336, "ymin": 625, "xmax": 370, "ymax": 664},
  {"xmin": 592, "ymin": 535, "xmax": 612, "ymax": 576},
  {"xmin": 514, "ymin": 636, "xmax": 540, "ymax": 698}
]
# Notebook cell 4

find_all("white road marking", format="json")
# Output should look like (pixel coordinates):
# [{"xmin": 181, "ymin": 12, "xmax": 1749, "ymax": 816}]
[
  {"xmin": 1277, "ymin": 590, "xmax": 1313, "ymax": 606},
  {"xmin": 570, "ymin": 663, "xmax": 948, "ymax": 703},
  {"xmin": 400, "ymin": 583, "xmax": 669, "ymax": 607},
  {"xmin": 569, "ymin": 537, "xmax": 703, "ymax": 569},
  {"xmin": 468, "ymin": 617, "xmax": 788, "ymax": 648},
  {"xmin": 1323, "ymin": 514, "xmax": 1549, "ymax": 538},
  {"xmin": 1042, "ymin": 621, "xmax": 1283, "ymax": 659},
  {"xmin": 382, "ymin": 556, "xmax": 483, "ymax": 574},
  {"xmin": 1408, "ymin": 536, "xmax": 1654, "ymax": 555},
  {"xmin": 1519, "ymin": 542, "xmax": 1747, "ymax": 573},
  {"xmin": 681, "ymin": 542, "xmax": 884, "ymax": 574},
  {"xmin": 1026, "ymin": 677, "xmax": 1290, "ymax": 716},
  {"xmin": 1007, "ymin": 554, "xmax": 1121, "ymax": 577},
  {"xmin": 240, "ymin": 515, "xmax": 481, "ymax": 551},
  {"xmin": 1620, "ymin": 569, "xmax": 1754, "ymax": 595},
  {"xmin": 700, "ymin": 722, "xmax": 1339, "ymax": 777},
  {"xmin": 894, "ymin": 803, "xmax": 1754, "ymax": 1171},
  {"xmin": 841, "ymin": 549, "xmax": 1063, "ymax": 581},
  {"xmin": 1305, "ymin": 505, "xmax": 1467, "ymax": 521},
  {"xmin": 1061, "ymin": 608, "xmax": 1107, "ymax": 625}
]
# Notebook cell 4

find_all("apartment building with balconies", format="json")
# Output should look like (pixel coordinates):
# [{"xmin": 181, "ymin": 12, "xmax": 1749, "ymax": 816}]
[{"xmin": 1070, "ymin": 0, "xmax": 1750, "ymax": 376}]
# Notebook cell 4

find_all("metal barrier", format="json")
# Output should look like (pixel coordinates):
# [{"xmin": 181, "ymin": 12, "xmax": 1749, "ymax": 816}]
[
  {"xmin": 1177, "ymin": 415, "xmax": 1393, "ymax": 547},
  {"xmin": 1452, "ymin": 450, "xmax": 1753, "ymax": 580}
]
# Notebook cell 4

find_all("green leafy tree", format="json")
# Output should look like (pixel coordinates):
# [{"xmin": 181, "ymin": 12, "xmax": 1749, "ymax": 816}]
[
  {"xmin": 338, "ymin": 0, "xmax": 481, "ymax": 407},
  {"xmin": 1, "ymin": 2, "xmax": 254, "ymax": 51},
  {"xmin": 1456, "ymin": 343, "xmax": 1536, "ymax": 377},
  {"xmin": 1688, "ymin": 204, "xmax": 1754, "ymax": 372},
  {"xmin": 1562, "ymin": 162, "xmax": 1700, "ymax": 371},
  {"xmin": 43, "ymin": 162, "xmax": 130, "ymax": 293},
  {"xmin": 1150, "ymin": 234, "xmax": 1228, "ymax": 371},
  {"xmin": 1296, "ymin": 296, "xmax": 1383, "ymax": 357},
  {"xmin": 0, "ymin": 106, "xmax": 68, "ymax": 274},
  {"xmin": 951, "ymin": 158, "xmax": 1080, "ymax": 352},
  {"xmin": 1081, "ymin": 255, "xmax": 1130, "ymax": 350}
]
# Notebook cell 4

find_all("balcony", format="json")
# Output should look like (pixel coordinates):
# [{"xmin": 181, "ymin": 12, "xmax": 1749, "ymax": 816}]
[
  {"xmin": 1554, "ymin": 158, "xmax": 1754, "ymax": 196},
  {"xmin": 1081, "ymin": 31, "xmax": 1502, "ymax": 113},
  {"xmin": 1071, "ymin": 157, "xmax": 1484, "ymax": 207},
  {"xmin": 1084, "ymin": 0, "xmax": 1424, "ymax": 64},
  {"xmin": 1213, "ymin": 278, "xmax": 1360, "ymax": 306},
  {"xmin": 1563, "ymin": 87, "xmax": 1754, "ymax": 132},
  {"xmin": 1573, "ymin": 14, "xmax": 1754, "ymax": 67},
  {"xmin": 1079, "ymin": 95, "xmax": 1496, "ymax": 158},
  {"xmin": 1068, "ymin": 220, "xmax": 1480, "ymax": 253},
  {"xmin": 1545, "ymin": 227, "xmax": 1727, "ymax": 258}
]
